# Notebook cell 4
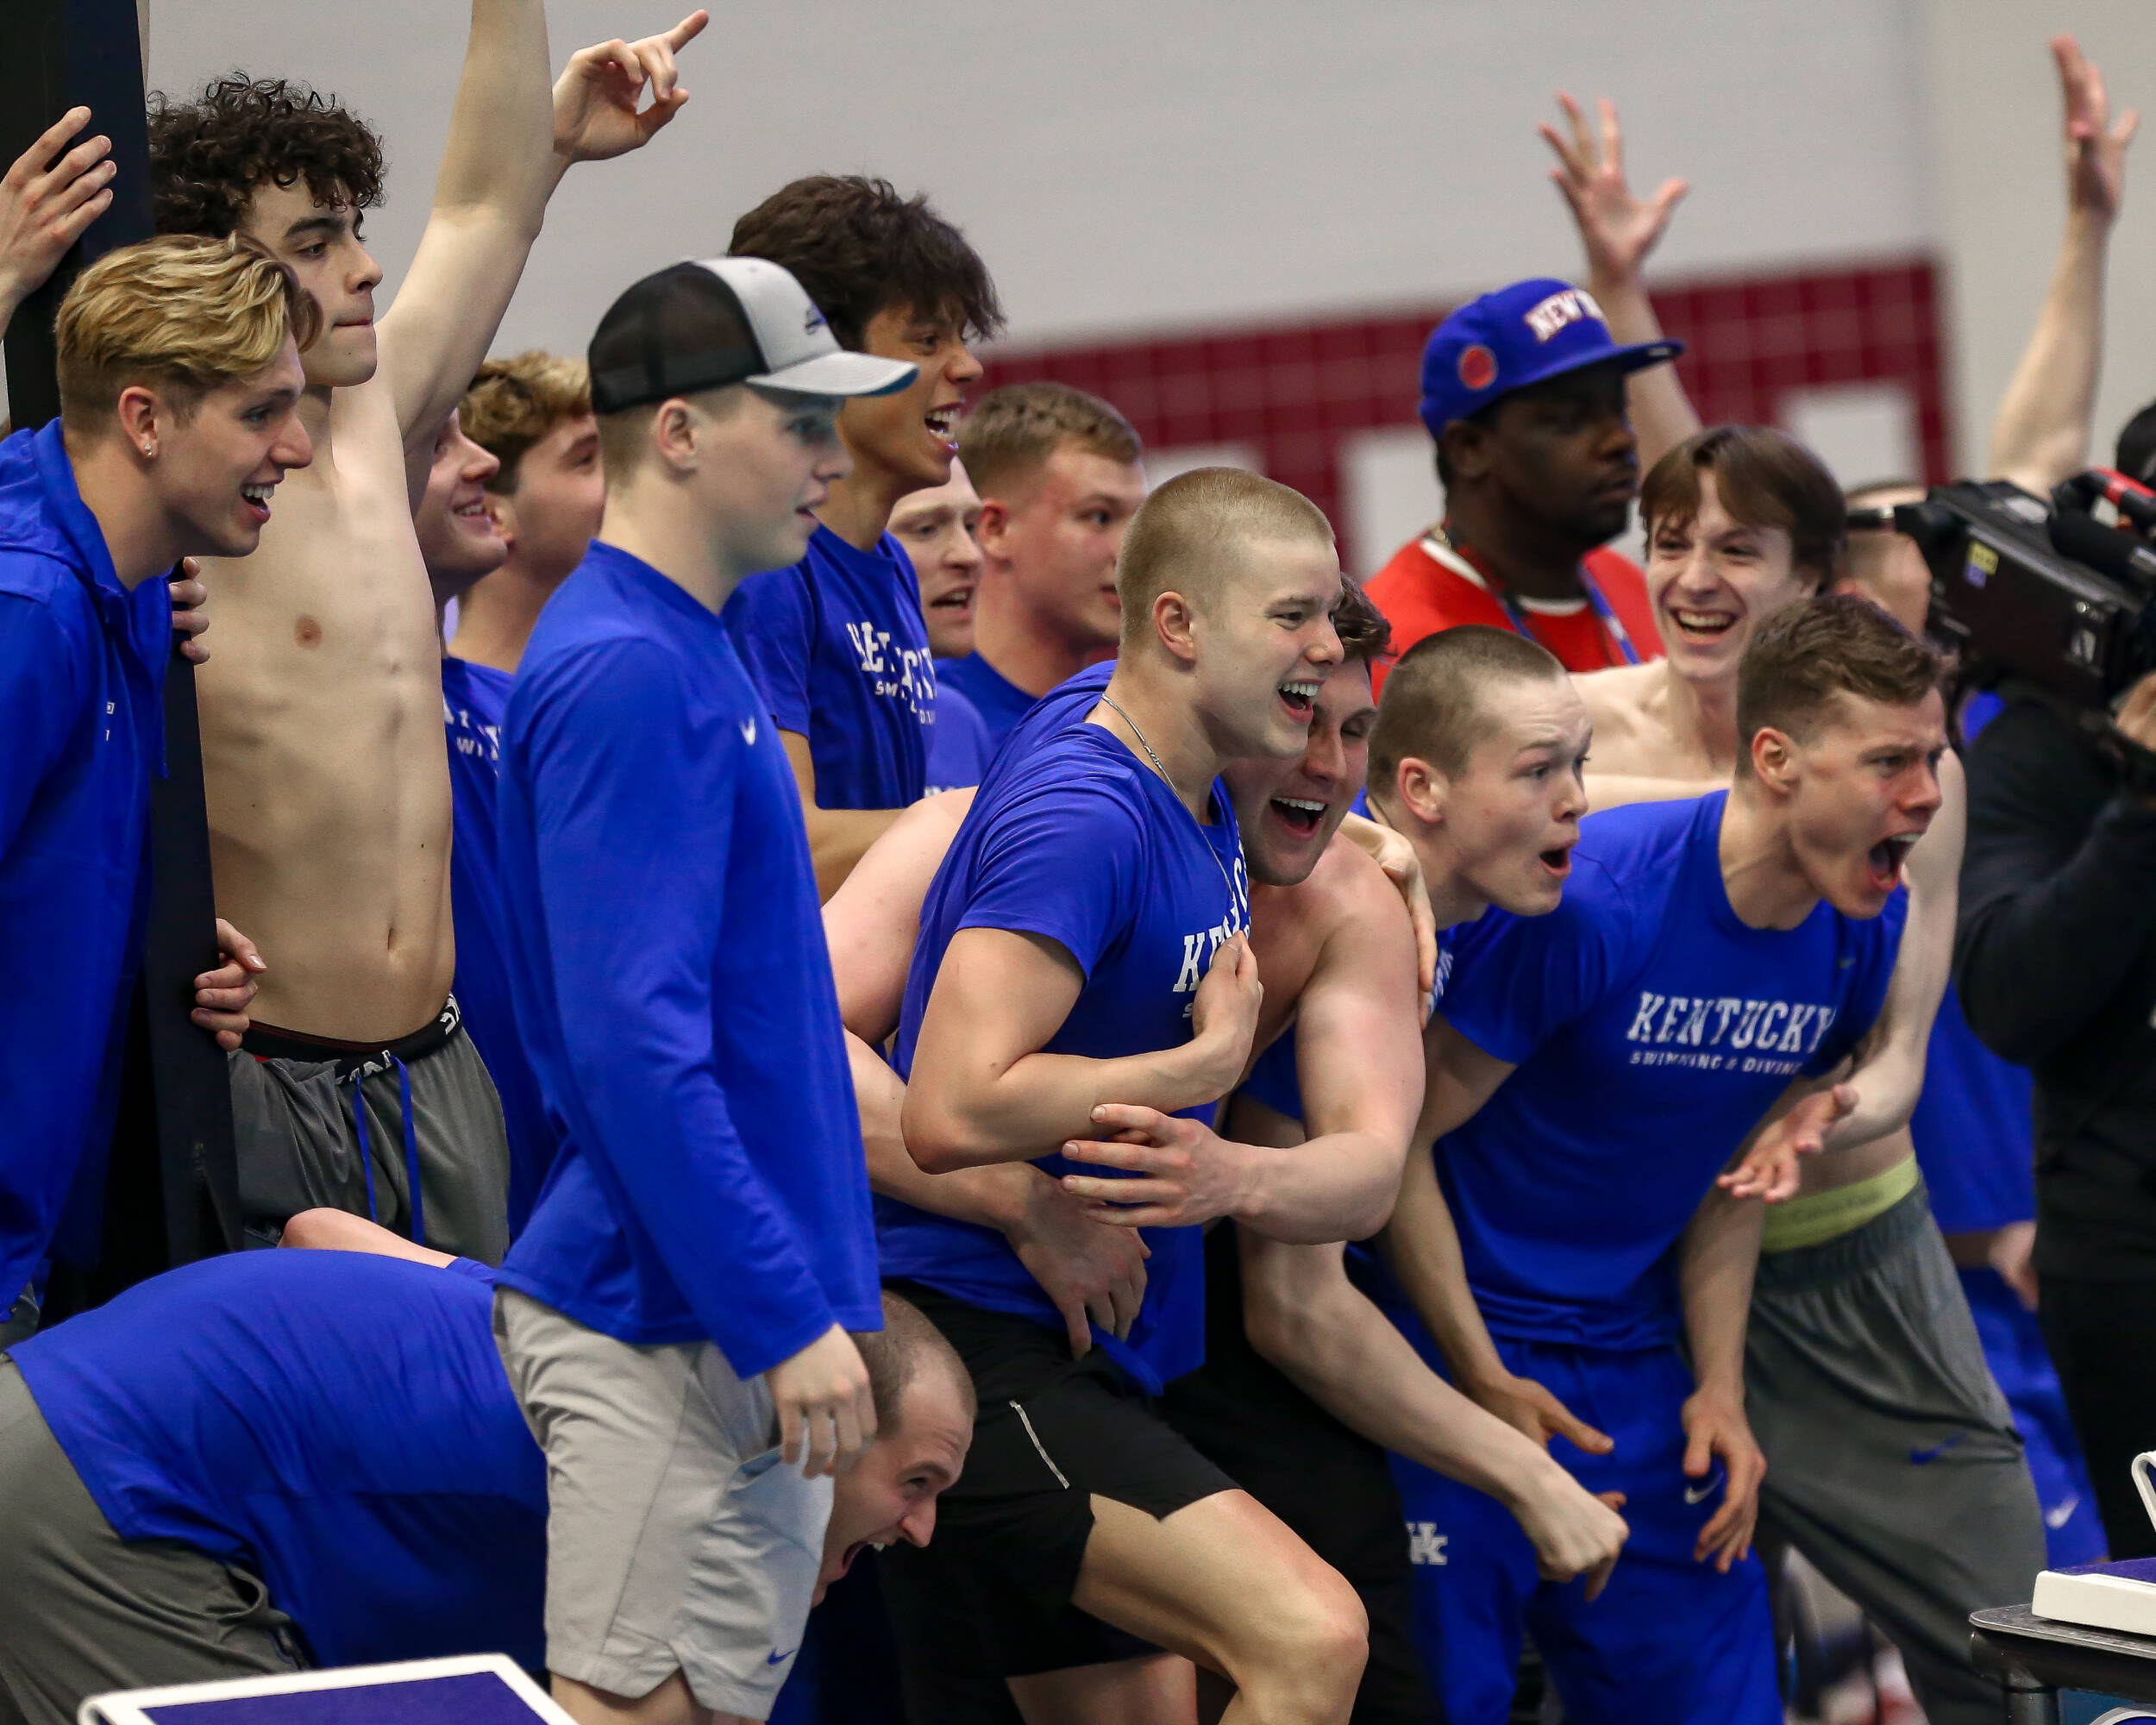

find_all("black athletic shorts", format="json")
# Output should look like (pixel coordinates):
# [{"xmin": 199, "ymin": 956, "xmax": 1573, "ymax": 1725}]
[
  {"xmin": 878, "ymin": 1280, "xmax": 1238, "ymax": 1691},
  {"xmin": 1158, "ymin": 1224, "xmax": 1439, "ymax": 1725}
]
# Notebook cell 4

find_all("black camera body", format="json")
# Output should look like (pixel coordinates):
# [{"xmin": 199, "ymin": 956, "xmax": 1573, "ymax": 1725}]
[{"xmin": 1896, "ymin": 473, "xmax": 2156, "ymax": 708}]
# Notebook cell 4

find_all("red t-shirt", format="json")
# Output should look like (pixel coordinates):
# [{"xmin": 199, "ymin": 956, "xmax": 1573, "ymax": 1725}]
[{"xmin": 1365, "ymin": 531, "xmax": 1663, "ymax": 696}]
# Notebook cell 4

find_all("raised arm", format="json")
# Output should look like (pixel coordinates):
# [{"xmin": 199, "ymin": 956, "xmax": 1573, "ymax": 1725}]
[
  {"xmin": 1540, "ymin": 93, "xmax": 1700, "ymax": 475},
  {"xmin": 1057, "ymin": 850, "xmax": 1423, "ymax": 1242},
  {"xmin": 379, "ymin": 3, "xmax": 705, "ymax": 447},
  {"xmin": 0, "ymin": 108, "xmax": 115, "ymax": 344},
  {"xmin": 1988, "ymin": 36, "xmax": 2136, "ymax": 494}
]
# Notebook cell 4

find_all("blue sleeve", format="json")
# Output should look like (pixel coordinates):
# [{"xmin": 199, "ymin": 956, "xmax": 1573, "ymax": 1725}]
[
  {"xmin": 0, "ymin": 593, "xmax": 83, "ymax": 856},
  {"xmin": 523, "ymin": 639, "xmax": 834, "ymax": 1375},
  {"xmin": 1805, "ymin": 890, "xmax": 1910, "ymax": 1077},
  {"xmin": 1438, "ymin": 881, "xmax": 1625, "ymax": 1065},
  {"xmin": 957, "ymin": 778, "xmax": 1144, "ymax": 976},
  {"xmin": 722, "ymin": 566, "xmax": 815, "ymax": 737}
]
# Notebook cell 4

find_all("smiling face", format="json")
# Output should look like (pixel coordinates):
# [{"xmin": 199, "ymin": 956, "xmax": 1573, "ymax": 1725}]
[
  {"xmin": 1188, "ymin": 536, "xmax": 1346, "ymax": 762},
  {"xmin": 1763, "ymin": 689, "xmax": 1946, "ymax": 918},
  {"xmin": 415, "ymin": 411, "xmax": 506, "ymax": 605},
  {"xmin": 493, "ymin": 412, "xmax": 605, "ymax": 589},
  {"xmin": 1225, "ymin": 656, "xmax": 1377, "ymax": 888},
  {"xmin": 987, "ymin": 442, "xmax": 1148, "ymax": 655},
  {"xmin": 839, "ymin": 304, "xmax": 983, "ymax": 494},
  {"xmin": 143, "ymin": 340, "xmax": 313, "ymax": 558},
  {"xmin": 889, "ymin": 457, "xmax": 984, "ymax": 659},
  {"xmin": 1438, "ymin": 673, "xmax": 1593, "ymax": 917},
  {"xmin": 1460, "ymin": 361, "xmax": 1639, "ymax": 548},
  {"xmin": 1645, "ymin": 470, "xmax": 1817, "ymax": 686},
  {"xmin": 241, "ymin": 179, "xmax": 383, "ymax": 391},
  {"xmin": 814, "ymin": 1371, "xmax": 971, "ymax": 1605}
]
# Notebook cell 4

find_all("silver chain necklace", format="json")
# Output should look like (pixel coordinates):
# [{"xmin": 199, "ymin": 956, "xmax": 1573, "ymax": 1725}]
[{"xmin": 1094, "ymin": 691, "xmax": 1240, "ymax": 913}]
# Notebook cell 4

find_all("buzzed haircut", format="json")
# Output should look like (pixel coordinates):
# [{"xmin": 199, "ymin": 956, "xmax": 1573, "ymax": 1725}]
[
  {"xmin": 149, "ymin": 76, "xmax": 385, "ymax": 239},
  {"xmin": 1639, "ymin": 424, "xmax": 1848, "ymax": 593},
  {"xmin": 957, "ymin": 382, "xmax": 1141, "ymax": 502},
  {"xmin": 56, "ymin": 234, "xmax": 320, "ymax": 426},
  {"xmin": 461, "ymin": 352, "xmax": 592, "ymax": 494},
  {"xmin": 728, "ymin": 175, "xmax": 1002, "ymax": 354},
  {"xmin": 1369, "ymin": 624, "xmax": 1564, "ymax": 787},
  {"xmin": 1735, "ymin": 593, "xmax": 1949, "ymax": 775},
  {"xmin": 1116, "ymin": 467, "xmax": 1334, "ymax": 632},
  {"xmin": 1332, "ymin": 574, "xmax": 1391, "ymax": 668},
  {"xmin": 851, "ymin": 1291, "xmax": 975, "ymax": 1433}
]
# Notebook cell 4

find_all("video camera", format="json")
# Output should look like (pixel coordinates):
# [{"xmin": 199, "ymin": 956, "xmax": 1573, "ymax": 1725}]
[{"xmin": 1893, "ymin": 469, "xmax": 2156, "ymax": 709}]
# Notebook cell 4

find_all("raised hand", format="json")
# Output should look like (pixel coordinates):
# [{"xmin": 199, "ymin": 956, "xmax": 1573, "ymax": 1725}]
[
  {"xmin": 2054, "ymin": 34, "xmax": 2136, "ymax": 224},
  {"xmin": 553, "ymin": 10, "xmax": 709, "ymax": 164},
  {"xmin": 0, "ymin": 108, "xmax": 116, "ymax": 326},
  {"xmin": 1716, "ymin": 1082, "xmax": 1856, "ymax": 1203},
  {"xmin": 1539, "ymin": 92, "xmax": 1687, "ymax": 288}
]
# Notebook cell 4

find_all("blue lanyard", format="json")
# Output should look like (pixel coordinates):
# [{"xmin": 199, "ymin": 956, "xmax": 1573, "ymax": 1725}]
[{"xmin": 1432, "ymin": 526, "xmax": 1641, "ymax": 668}]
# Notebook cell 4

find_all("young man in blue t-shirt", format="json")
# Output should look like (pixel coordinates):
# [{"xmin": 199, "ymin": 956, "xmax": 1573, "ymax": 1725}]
[
  {"xmin": 0, "ymin": 235, "xmax": 303, "ymax": 1339},
  {"xmin": 723, "ymin": 176, "xmax": 1003, "ymax": 897},
  {"xmin": 878, "ymin": 467, "xmax": 1395, "ymax": 1724},
  {"xmin": 491, "ymin": 255, "xmax": 915, "ymax": 1725},
  {"xmin": 1383, "ymin": 595, "xmax": 1946, "ymax": 1723},
  {"xmin": 0, "ymin": 1215, "xmax": 975, "ymax": 1725},
  {"xmin": 414, "ymin": 405, "xmax": 556, "ymax": 1239}
]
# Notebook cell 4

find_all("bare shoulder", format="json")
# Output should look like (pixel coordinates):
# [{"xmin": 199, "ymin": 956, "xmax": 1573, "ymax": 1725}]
[{"xmin": 1571, "ymin": 660, "xmax": 1662, "ymax": 725}]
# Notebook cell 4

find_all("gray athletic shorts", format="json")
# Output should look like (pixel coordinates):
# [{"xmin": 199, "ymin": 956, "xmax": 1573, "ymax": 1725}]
[
  {"xmin": 0, "ymin": 1360, "xmax": 303, "ymax": 1725},
  {"xmin": 229, "ymin": 995, "xmax": 510, "ymax": 1264},
  {"xmin": 492, "ymin": 1289, "xmax": 831, "ymax": 1720},
  {"xmin": 1746, "ymin": 1180, "xmax": 2047, "ymax": 1725}
]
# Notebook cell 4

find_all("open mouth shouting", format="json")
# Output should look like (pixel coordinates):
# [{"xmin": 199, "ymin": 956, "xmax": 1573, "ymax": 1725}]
[
  {"xmin": 1278, "ymin": 677, "xmax": 1319, "ymax": 722},
  {"xmin": 1538, "ymin": 841, "xmax": 1574, "ymax": 880},
  {"xmin": 1865, "ymin": 831, "xmax": 1921, "ymax": 894},
  {"xmin": 924, "ymin": 405, "xmax": 959, "ymax": 451}
]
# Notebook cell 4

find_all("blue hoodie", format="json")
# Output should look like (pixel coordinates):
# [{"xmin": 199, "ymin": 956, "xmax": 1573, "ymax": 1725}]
[{"xmin": 0, "ymin": 421, "xmax": 170, "ymax": 1300}]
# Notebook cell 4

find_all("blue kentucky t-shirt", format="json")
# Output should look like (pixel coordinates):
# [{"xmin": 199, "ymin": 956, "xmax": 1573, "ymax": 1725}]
[
  {"xmin": 9, "ymin": 1251, "xmax": 546, "ymax": 1671},
  {"xmin": 877, "ymin": 700, "xmax": 1251, "ymax": 1395},
  {"xmin": 1436, "ymin": 790, "xmax": 1905, "ymax": 1351},
  {"xmin": 441, "ymin": 654, "xmax": 555, "ymax": 1237},
  {"xmin": 723, "ymin": 525, "xmax": 932, "ymax": 809}
]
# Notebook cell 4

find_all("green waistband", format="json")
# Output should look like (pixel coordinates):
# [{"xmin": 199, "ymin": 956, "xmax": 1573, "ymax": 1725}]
[{"xmin": 1758, "ymin": 1155, "xmax": 1920, "ymax": 1254}]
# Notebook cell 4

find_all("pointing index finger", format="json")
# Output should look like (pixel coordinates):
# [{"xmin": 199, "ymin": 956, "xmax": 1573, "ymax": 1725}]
[{"xmin": 663, "ymin": 9, "xmax": 709, "ymax": 51}]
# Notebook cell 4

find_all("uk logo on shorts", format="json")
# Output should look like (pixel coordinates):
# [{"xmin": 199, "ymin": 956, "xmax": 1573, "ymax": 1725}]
[
  {"xmin": 1407, "ymin": 1521, "xmax": 1450, "ymax": 1565},
  {"xmin": 1457, "ymin": 344, "xmax": 1497, "ymax": 392}
]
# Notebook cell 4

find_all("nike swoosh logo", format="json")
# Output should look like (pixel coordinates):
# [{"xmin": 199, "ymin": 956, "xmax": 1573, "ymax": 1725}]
[
  {"xmin": 1909, "ymin": 1432, "xmax": 1969, "ymax": 1465},
  {"xmin": 741, "ymin": 717, "xmax": 758, "ymax": 745},
  {"xmin": 767, "ymin": 1647, "xmax": 797, "ymax": 1665},
  {"xmin": 2046, "ymin": 1494, "xmax": 2080, "ymax": 1529},
  {"xmin": 1683, "ymin": 1481, "xmax": 1717, "ymax": 1505}
]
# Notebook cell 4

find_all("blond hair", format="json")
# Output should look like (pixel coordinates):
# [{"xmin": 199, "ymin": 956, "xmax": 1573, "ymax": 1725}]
[
  {"xmin": 957, "ymin": 381, "xmax": 1141, "ymax": 501},
  {"xmin": 461, "ymin": 351, "xmax": 593, "ymax": 493},
  {"xmin": 55, "ymin": 234, "xmax": 318, "ymax": 426},
  {"xmin": 1116, "ymin": 466, "xmax": 1333, "ymax": 632}
]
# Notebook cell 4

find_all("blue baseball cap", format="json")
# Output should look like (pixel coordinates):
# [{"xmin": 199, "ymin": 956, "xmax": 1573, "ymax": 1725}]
[{"xmin": 1418, "ymin": 277, "xmax": 1683, "ymax": 440}]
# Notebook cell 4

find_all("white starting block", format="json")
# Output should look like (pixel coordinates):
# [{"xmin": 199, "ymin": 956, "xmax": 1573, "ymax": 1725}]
[{"xmin": 77, "ymin": 1654, "xmax": 573, "ymax": 1725}]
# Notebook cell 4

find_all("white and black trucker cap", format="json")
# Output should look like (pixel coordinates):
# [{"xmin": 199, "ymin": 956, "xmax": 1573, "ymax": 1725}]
[{"xmin": 587, "ymin": 255, "xmax": 917, "ymax": 413}]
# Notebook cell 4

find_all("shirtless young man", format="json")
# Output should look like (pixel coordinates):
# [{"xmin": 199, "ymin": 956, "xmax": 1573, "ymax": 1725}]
[
  {"xmin": 146, "ymin": 8, "xmax": 706, "ymax": 1260},
  {"xmin": 1565, "ymin": 426, "xmax": 2045, "ymax": 1725}
]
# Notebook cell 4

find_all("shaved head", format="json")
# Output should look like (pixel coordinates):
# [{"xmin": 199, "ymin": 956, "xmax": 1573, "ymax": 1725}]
[
  {"xmin": 1116, "ymin": 466, "xmax": 1335, "ymax": 640},
  {"xmin": 1370, "ymin": 624, "xmax": 1567, "ymax": 786}
]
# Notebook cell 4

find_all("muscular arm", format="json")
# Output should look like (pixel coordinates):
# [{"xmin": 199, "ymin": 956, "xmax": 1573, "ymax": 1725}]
[
  {"xmin": 785, "ymin": 731, "xmax": 909, "ymax": 902},
  {"xmin": 901, "ymin": 924, "xmax": 1253, "ymax": 1173},
  {"xmin": 1988, "ymin": 37, "xmax": 2135, "ymax": 494}
]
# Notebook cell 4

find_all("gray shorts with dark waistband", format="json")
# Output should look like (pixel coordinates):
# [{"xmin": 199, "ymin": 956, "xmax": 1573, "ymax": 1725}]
[
  {"xmin": 228, "ymin": 996, "xmax": 510, "ymax": 1265},
  {"xmin": 1745, "ymin": 1180, "xmax": 2046, "ymax": 1725}
]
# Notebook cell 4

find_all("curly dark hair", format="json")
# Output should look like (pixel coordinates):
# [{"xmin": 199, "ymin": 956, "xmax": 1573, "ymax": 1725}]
[
  {"xmin": 148, "ymin": 76, "xmax": 385, "ymax": 240},
  {"xmin": 729, "ymin": 175, "xmax": 1002, "ymax": 353}
]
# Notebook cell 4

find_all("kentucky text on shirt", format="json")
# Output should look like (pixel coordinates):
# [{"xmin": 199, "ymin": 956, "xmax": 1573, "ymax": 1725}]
[
  {"xmin": 843, "ymin": 618, "xmax": 934, "ymax": 723},
  {"xmin": 1624, "ymin": 990, "xmax": 1839, "ymax": 1077}
]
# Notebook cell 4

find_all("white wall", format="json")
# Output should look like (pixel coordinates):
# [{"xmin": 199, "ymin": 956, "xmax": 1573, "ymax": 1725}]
[
  {"xmin": 142, "ymin": 0, "xmax": 1935, "ymax": 361},
  {"xmin": 1919, "ymin": 0, "xmax": 2156, "ymax": 475}
]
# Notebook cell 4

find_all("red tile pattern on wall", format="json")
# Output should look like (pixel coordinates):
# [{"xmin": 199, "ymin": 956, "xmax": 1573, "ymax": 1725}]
[{"xmin": 976, "ymin": 258, "xmax": 1948, "ymax": 571}]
